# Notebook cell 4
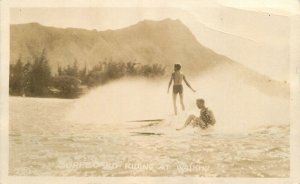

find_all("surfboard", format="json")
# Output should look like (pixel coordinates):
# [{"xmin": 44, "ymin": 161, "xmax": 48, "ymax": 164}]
[
  {"xmin": 130, "ymin": 132, "xmax": 163, "ymax": 136},
  {"xmin": 126, "ymin": 119, "xmax": 165, "ymax": 130},
  {"xmin": 127, "ymin": 119, "xmax": 164, "ymax": 122}
]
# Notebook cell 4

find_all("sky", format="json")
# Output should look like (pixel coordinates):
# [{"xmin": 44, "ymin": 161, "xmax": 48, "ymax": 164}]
[
  {"xmin": 10, "ymin": 0, "xmax": 300, "ymax": 81},
  {"xmin": 10, "ymin": 0, "xmax": 299, "ymax": 30},
  {"xmin": 219, "ymin": 0, "xmax": 299, "ymax": 15}
]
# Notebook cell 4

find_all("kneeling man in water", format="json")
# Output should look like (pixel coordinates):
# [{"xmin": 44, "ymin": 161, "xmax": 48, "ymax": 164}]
[{"xmin": 177, "ymin": 99, "xmax": 216, "ymax": 130}]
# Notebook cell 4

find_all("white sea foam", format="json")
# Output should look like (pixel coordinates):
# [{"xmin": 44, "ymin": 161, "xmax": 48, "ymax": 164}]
[{"xmin": 66, "ymin": 66, "xmax": 289, "ymax": 134}]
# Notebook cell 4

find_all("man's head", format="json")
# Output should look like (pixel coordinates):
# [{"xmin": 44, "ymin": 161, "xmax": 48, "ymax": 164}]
[
  {"xmin": 174, "ymin": 64, "xmax": 181, "ymax": 71},
  {"xmin": 196, "ymin": 99, "xmax": 205, "ymax": 109}
]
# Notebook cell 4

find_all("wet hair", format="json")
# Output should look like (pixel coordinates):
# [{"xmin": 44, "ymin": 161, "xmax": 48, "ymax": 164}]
[
  {"xmin": 196, "ymin": 98, "xmax": 205, "ymax": 104},
  {"xmin": 174, "ymin": 64, "xmax": 181, "ymax": 71}
]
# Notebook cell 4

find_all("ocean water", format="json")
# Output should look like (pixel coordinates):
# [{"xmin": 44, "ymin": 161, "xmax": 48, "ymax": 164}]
[{"xmin": 9, "ymin": 95, "xmax": 289, "ymax": 177}]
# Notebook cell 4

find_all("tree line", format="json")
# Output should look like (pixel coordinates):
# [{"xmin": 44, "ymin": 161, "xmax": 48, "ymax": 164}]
[{"xmin": 9, "ymin": 51, "xmax": 166, "ymax": 98}]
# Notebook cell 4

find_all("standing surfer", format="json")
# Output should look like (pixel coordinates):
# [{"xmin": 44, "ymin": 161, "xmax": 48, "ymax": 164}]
[{"xmin": 167, "ymin": 64, "xmax": 196, "ymax": 115}]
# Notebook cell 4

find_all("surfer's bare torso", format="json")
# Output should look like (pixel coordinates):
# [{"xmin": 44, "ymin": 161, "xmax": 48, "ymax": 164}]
[
  {"xmin": 172, "ymin": 71, "xmax": 184, "ymax": 86},
  {"xmin": 172, "ymin": 71, "xmax": 185, "ymax": 94}
]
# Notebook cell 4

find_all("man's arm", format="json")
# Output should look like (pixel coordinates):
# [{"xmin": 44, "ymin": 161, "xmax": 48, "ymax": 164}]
[
  {"xmin": 208, "ymin": 110, "xmax": 216, "ymax": 125},
  {"xmin": 167, "ymin": 73, "xmax": 174, "ymax": 93},
  {"xmin": 183, "ymin": 75, "xmax": 196, "ymax": 92}
]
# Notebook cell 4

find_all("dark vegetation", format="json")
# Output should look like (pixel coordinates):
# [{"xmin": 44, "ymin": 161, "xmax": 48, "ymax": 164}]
[{"xmin": 9, "ymin": 50, "xmax": 166, "ymax": 98}]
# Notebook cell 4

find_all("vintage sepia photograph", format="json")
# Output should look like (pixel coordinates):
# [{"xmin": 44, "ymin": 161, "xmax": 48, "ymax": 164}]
[{"xmin": 1, "ymin": 0, "xmax": 300, "ymax": 182}]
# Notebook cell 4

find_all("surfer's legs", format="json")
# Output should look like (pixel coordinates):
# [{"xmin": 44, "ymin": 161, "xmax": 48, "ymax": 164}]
[
  {"xmin": 179, "ymin": 93, "xmax": 185, "ymax": 111},
  {"xmin": 185, "ymin": 114, "xmax": 196, "ymax": 126},
  {"xmin": 176, "ymin": 114, "xmax": 196, "ymax": 130},
  {"xmin": 172, "ymin": 93, "xmax": 178, "ymax": 115}
]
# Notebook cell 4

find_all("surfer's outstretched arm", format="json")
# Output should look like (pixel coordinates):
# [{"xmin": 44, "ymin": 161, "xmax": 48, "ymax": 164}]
[
  {"xmin": 183, "ymin": 75, "xmax": 196, "ymax": 92},
  {"xmin": 167, "ymin": 73, "xmax": 174, "ymax": 93},
  {"xmin": 176, "ymin": 114, "xmax": 196, "ymax": 130}
]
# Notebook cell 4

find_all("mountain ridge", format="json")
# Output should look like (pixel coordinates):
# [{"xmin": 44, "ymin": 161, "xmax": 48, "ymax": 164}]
[
  {"xmin": 10, "ymin": 19, "xmax": 289, "ymax": 98},
  {"xmin": 10, "ymin": 19, "xmax": 227, "ymax": 74}
]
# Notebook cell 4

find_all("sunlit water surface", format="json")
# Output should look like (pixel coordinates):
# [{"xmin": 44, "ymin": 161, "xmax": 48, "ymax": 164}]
[{"xmin": 9, "ymin": 96, "xmax": 289, "ymax": 177}]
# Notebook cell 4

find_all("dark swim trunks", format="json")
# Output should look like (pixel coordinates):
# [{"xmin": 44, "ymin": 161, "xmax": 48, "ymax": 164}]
[{"xmin": 173, "ymin": 85, "xmax": 183, "ymax": 94}]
